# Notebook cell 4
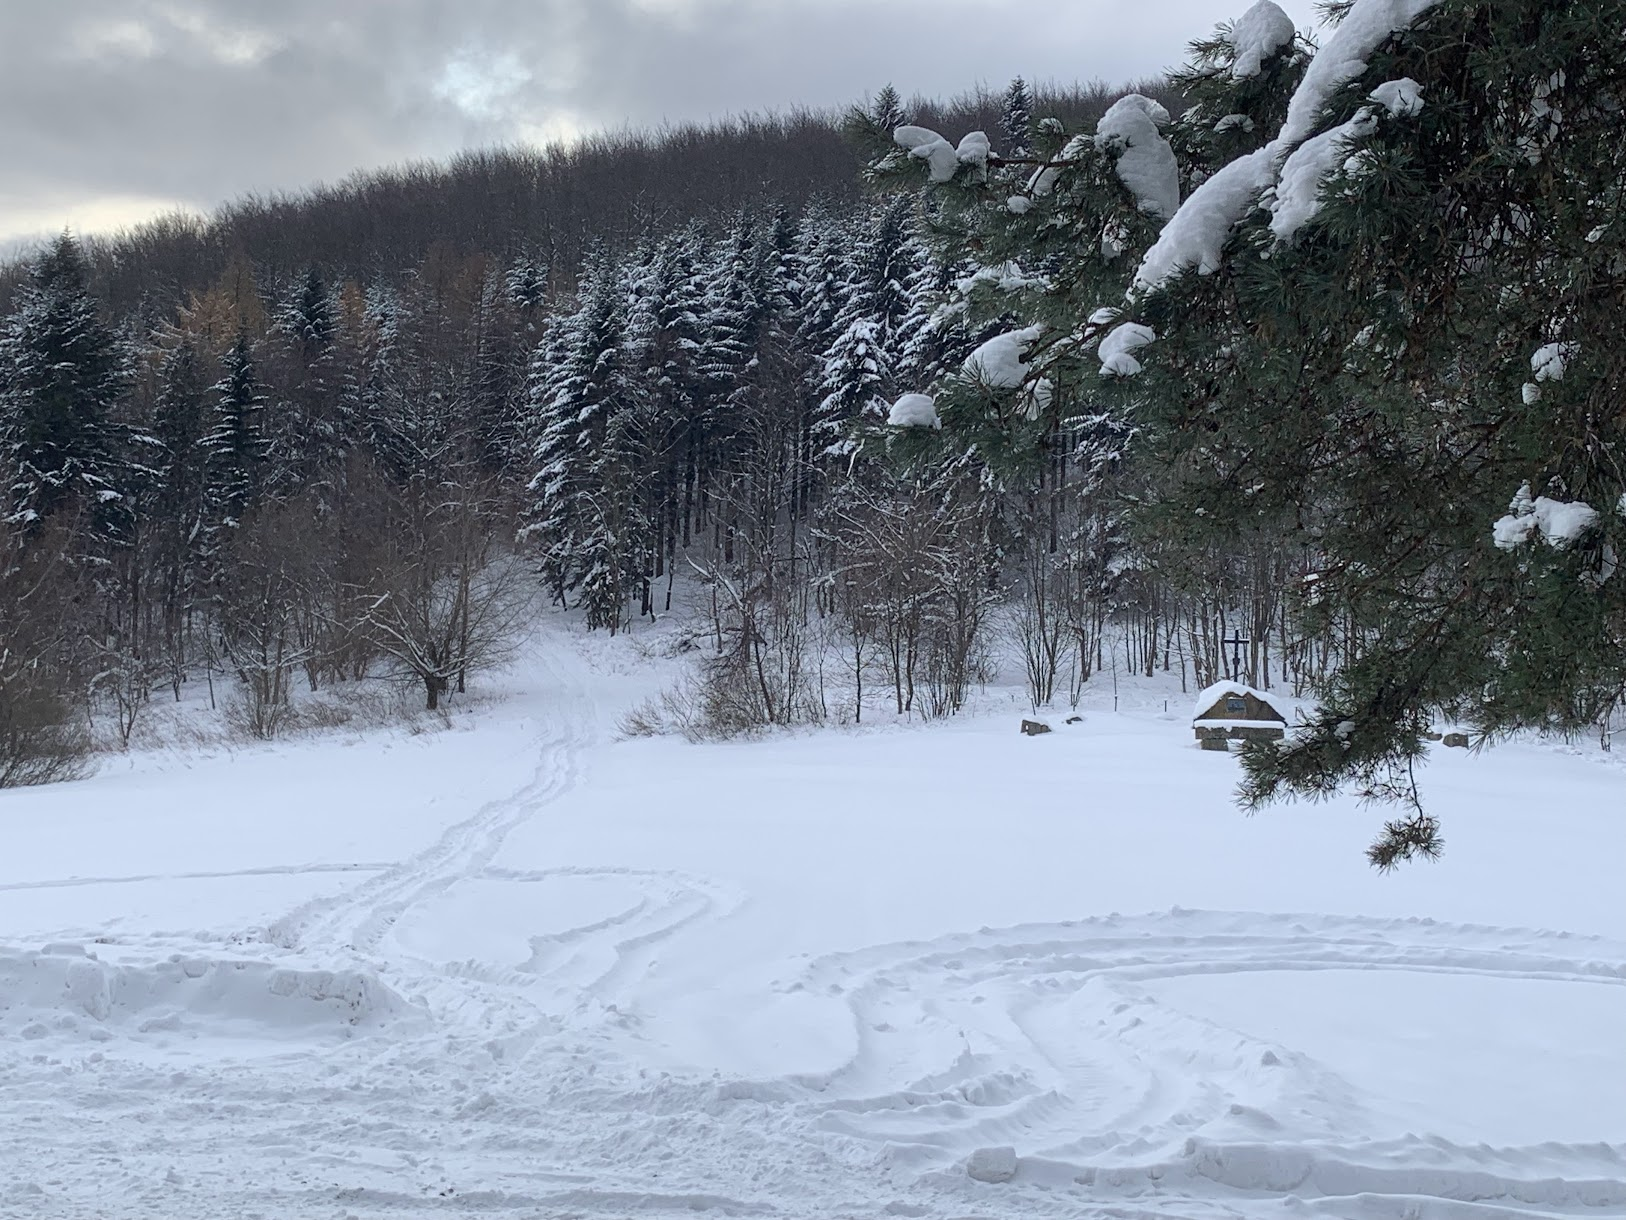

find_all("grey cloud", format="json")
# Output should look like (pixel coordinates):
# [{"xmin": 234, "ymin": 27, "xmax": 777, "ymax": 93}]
[{"xmin": 0, "ymin": 0, "xmax": 1322, "ymax": 244}]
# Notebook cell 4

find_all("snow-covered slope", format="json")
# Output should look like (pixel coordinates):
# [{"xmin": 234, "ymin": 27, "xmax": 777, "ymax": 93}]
[{"xmin": 1, "ymin": 616, "xmax": 1621, "ymax": 1219}]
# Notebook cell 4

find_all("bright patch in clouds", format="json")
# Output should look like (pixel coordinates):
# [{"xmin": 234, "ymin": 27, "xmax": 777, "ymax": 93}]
[
  {"xmin": 72, "ymin": 19, "xmax": 159, "ymax": 60},
  {"xmin": 435, "ymin": 51, "xmax": 534, "ymax": 121},
  {"xmin": 155, "ymin": 4, "xmax": 282, "ymax": 66},
  {"xmin": 0, "ymin": 191, "xmax": 199, "ymax": 250}
]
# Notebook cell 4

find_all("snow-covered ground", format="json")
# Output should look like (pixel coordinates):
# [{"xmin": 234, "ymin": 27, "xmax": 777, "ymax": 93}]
[{"xmin": 2, "ymin": 613, "xmax": 1622, "ymax": 1220}]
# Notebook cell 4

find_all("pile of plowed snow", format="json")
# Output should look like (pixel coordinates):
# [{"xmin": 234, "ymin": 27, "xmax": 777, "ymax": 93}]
[{"xmin": 0, "ymin": 943, "xmax": 420, "ymax": 1044}]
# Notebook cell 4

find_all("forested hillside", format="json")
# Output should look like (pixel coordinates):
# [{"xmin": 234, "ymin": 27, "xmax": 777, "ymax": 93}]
[{"xmin": 0, "ymin": 78, "xmax": 1201, "ymax": 781}]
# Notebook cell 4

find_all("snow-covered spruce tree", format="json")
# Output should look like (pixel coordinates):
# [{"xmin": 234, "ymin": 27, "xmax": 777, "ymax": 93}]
[
  {"xmin": 267, "ymin": 267, "xmax": 349, "ymax": 495},
  {"xmin": 523, "ymin": 256, "xmax": 641, "ymax": 627},
  {"xmin": 812, "ymin": 197, "xmax": 925, "ymax": 454},
  {"xmin": 873, "ymin": 0, "xmax": 1626, "ymax": 866},
  {"xmin": 1001, "ymin": 77, "xmax": 1034, "ymax": 158},
  {"xmin": 145, "ymin": 338, "xmax": 214, "ymax": 659},
  {"xmin": 204, "ymin": 328, "xmax": 269, "ymax": 534},
  {"xmin": 0, "ymin": 233, "xmax": 129, "ymax": 541}
]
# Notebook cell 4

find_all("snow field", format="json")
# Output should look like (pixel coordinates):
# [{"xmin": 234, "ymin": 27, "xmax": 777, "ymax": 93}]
[{"xmin": 0, "ymin": 615, "xmax": 1621, "ymax": 1219}]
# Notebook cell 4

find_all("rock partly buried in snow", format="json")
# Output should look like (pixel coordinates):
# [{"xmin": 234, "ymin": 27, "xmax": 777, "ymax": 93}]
[
  {"xmin": 1443, "ymin": 732, "xmax": 1470, "ymax": 749},
  {"xmin": 967, "ymin": 1146, "xmax": 1019, "ymax": 1183},
  {"xmin": 1020, "ymin": 719, "xmax": 1052, "ymax": 736}
]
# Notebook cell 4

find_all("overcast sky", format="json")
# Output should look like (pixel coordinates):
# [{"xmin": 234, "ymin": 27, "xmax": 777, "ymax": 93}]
[{"xmin": 0, "ymin": 0, "xmax": 1322, "ymax": 249}]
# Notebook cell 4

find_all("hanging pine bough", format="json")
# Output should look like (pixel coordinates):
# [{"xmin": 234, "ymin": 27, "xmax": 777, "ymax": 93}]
[{"xmin": 855, "ymin": 0, "xmax": 1626, "ymax": 867}]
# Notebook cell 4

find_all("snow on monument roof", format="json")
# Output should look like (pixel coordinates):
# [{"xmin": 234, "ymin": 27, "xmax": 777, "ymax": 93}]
[{"xmin": 1192, "ymin": 680, "xmax": 1290, "ymax": 723}]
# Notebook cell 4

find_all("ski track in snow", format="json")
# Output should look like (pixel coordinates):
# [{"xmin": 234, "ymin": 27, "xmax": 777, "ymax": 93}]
[
  {"xmin": 0, "ymin": 863, "xmax": 389, "ymax": 893},
  {"xmin": 2, "ymin": 638, "xmax": 1623, "ymax": 1219}
]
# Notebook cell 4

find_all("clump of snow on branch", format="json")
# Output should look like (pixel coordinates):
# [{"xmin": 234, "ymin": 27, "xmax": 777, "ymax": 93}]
[
  {"xmin": 894, "ymin": 126, "xmax": 960, "ymax": 183},
  {"xmin": 1027, "ymin": 134, "xmax": 1090, "ymax": 198},
  {"xmin": 1131, "ymin": 0, "xmax": 1443, "ymax": 296},
  {"xmin": 1269, "ymin": 109, "xmax": 1378, "ymax": 241},
  {"xmin": 1532, "ymin": 342, "xmax": 1575, "ymax": 382},
  {"xmin": 1493, "ymin": 483, "xmax": 1599, "ymax": 551},
  {"xmin": 1279, "ymin": 0, "xmax": 1439, "ymax": 145},
  {"xmin": 955, "ymin": 131, "xmax": 991, "ymax": 169},
  {"xmin": 1215, "ymin": 113, "xmax": 1256, "ymax": 133},
  {"xmin": 956, "ymin": 262, "xmax": 1045, "ymax": 295},
  {"xmin": 965, "ymin": 326, "xmax": 1044, "ymax": 389},
  {"xmin": 1230, "ymin": 1, "xmax": 1297, "ymax": 78},
  {"xmin": 894, "ymin": 126, "xmax": 995, "ymax": 183},
  {"xmin": 1006, "ymin": 195, "xmax": 1032, "ymax": 214},
  {"xmin": 886, "ymin": 393, "xmax": 941, "ymax": 429},
  {"xmin": 1095, "ymin": 94, "xmax": 1181, "ymax": 220},
  {"xmin": 1133, "ymin": 147, "xmax": 1276, "ymax": 292},
  {"xmin": 1098, "ymin": 322, "xmax": 1156, "ymax": 377},
  {"xmin": 1370, "ymin": 77, "xmax": 1425, "ymax": 116}
]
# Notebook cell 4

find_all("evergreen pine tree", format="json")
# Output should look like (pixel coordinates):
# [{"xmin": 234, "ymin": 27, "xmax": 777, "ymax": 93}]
[
  {"xmin": 269, "ymin": 267, "xmax": 347, "ymax": 491},
  {"xmin": 1119, "ymin": 0, "xmax": 1626, "ymax": 863},
  {"xmin": 864, "ymin": 0, "xmax": 1626, "ymax": 865}
]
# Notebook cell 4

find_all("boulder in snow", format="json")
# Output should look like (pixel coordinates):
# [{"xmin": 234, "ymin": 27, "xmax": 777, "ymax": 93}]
[{"xmin": 967, "ymin": 1146, "xmax": 1019, "ymax": 1183}]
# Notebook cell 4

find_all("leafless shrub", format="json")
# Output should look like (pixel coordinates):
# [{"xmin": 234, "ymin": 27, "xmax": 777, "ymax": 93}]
[{"xmin": 0, "ymin": 516, "xmax": 94, "ymax": 787}]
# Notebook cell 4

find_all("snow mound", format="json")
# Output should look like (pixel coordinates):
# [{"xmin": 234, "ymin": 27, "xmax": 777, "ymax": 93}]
[
  {"xmin": 966, "ymin": 1145, "xmax": 1018, "ymax": 1183},
  {"xmin": 0, "ymin": 945, "xmax": 417, "ymax": 1037},
  {"xmin": 1230, "ymin": 1, "xmax": 1297, "ymax": 78},
  {"xmin": 1096, "ymin": 93, "xmax": 1180, "ymax": 219},
  {"xmin": 887, "ymin": 393, "xmax": 941, "ymax": 430}
]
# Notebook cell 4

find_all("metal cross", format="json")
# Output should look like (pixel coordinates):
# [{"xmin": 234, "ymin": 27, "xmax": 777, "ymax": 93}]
[{"xmin": 1222, "ymin": 634, "xmax": 1250, "ymax": 683}]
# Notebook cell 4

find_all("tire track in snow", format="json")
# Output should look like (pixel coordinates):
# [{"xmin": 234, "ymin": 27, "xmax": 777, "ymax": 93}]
[{"xmin": 777, "ymin": 909, "xmax": 1626, "ymax": 1212}]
